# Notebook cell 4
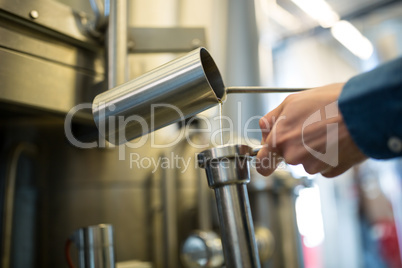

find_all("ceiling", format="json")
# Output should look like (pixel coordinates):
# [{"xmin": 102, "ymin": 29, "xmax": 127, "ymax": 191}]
[
  {"xmin": 266, "ymin": 0, "xmax": 401, "ymax": 41},
  {"xmin": 277, "ymin": 0, "xmax": 395, "ymax": 19},
  {"xmin": 325, "ymin": 0, "xmax": 388, "ymax": 17}
]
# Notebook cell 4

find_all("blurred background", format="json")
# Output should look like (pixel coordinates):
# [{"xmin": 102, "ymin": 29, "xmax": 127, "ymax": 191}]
[{"xmin": 0, "ymin": 0, "xmax": 401, "ymax": 267}]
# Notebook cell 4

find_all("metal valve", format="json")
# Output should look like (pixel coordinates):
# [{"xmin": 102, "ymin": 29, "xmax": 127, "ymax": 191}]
[
  {"xmin": 181, "ymin": 227, "xmax": 274, "ymax": 268},
  {"xmin": 181, "ymin": 231, "xmax": 224, "ymax": 268}
]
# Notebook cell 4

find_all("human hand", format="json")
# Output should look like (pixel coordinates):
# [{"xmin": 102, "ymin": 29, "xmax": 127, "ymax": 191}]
[{"xmin": 256, "ymin": 83, "xmax": 367, "ymax": 178}]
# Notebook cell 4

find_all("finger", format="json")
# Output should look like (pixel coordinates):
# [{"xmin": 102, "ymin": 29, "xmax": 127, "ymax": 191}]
[
  {"xmin": 259, "ymin": 117, "xmax": 270, "ymax": 142},
  {"xmin": 320, "ymin": 163, "xmax": 353, "ymax": 178},
  {"xmin": 303, "ymin": 160, "xmax": 332, "ymax": 175},
  {"xmin": 256, "ymin": 134, "xmax": 283, "ymax": 176},
  {"xmin": 257, "ymin": 101, "xmax": 288, "ymax": 176},
  {"xmin": 256, "ymin": 145, "xmax": 277, "ymax": 176},
  {"xmin": 259, "ymin": 104, "xmax": 284, "ymax": 143}
]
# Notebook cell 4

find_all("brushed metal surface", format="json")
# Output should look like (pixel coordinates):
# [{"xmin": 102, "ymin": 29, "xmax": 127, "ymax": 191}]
[
  {"xmin": 226, "ymin": 87, "xmax": 308, "ymax": 94},
  {"xmin": 0, "ymin": 0, "xmax": 99, "ymax": 47},
  {"xmin": 0, "ymin": 24, "xmax": 103, "ymax": 73},
  {"xmin": 0, "ymin": 0, "xmax": 104, "ymax": 118},
  {"xmin": 71, "ymin": 224, "xmax": 115, "ymax": 268},
  {"xmin": 1, "ymin": 143, "xmax": 37, "ymax": 268},
  {"xmin": 107, "ymin": 0, "xmax": 127, "ymax": 88},
  {"xmin": 198, "ymin": 145, "xmax": 260, "ymax": 268},
  {"xmin": 128, "ymin": 27, "xmax": 206, "ymax": 53},
  {"xmin": 0, "ymin": 47, "xmax": 103, "ymax": 117},
  {"xmin": 93, "ymin": 47, "xmax": 225, "ymax": 144}
]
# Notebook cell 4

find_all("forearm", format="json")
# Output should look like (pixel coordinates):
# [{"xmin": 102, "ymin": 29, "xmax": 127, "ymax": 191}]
[{"xmin": 339, "ymin": 57, "xmax": 402, "ymax": 159}]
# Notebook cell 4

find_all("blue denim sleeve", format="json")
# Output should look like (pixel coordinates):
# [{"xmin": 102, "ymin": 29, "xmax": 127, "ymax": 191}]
[{"xmin": 338, "ymin": 57, "xmax": 402, "ymax": 159}]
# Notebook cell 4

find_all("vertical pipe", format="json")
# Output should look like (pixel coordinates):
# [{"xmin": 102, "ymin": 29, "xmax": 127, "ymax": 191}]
[
  {"xmin": 278, "ymin": 190, "xmax": 304, "ymax": 268},
  {"xmin": 107, "ymin": 0, "xmax": 128, "ymax": 88},
  {"xmin": 162, "ymin": 163, "xmax": 178, "ymax": 268},
  {"xmin": 223, "ymin": 0, "xmax": 261, "ymax": 141},
  {"xmin": 1, "ymin": 143, "xmax": 37, "ymax": 268},
  {"xmin": 197, "ymin": 167, "xmax": 212, "ymax": 230},
  {"xmin": 214, "ymin": 184, "xmax": 260, "ymax": 268},
  {"xmin": 71, "ymin": 224, "xmax": 115, "ymax": 268},
  {"xmin": 198, "ymin": 145, "xmax": 261, "ymax": 268}
]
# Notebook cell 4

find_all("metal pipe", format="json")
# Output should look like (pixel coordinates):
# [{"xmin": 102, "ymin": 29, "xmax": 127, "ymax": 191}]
[
  {"xmin": 162, "ymin": 157, "xmax": 178, "ymax": 268},
  {"xmin": 107, "ymin": 0, "xmax": 127, "ymax": 88},
  {"xmin": 1, "ymin": 143, "xmax": 37, "ymax": 268},
  {"xmin": 198, "ymin": 144, "xmax": 260, "ymax": 268},
  {"xmin": 89, "ymin": 0, "xmax": 110, "ymax": 32},
  {"xmin": 70, "ymin": 224, "xmax": 115, "ymax": 268},
  {"xmin": 277, "ymin": 188, "xmax": 304, "ymax": 268},
  {"xmin": 214, "ymin": 184, "xmax": 260, "ymax": 268},
  {"xmin": 197, "ymin": 167, "xmax": 213, "ymax": 230},
  {"xmin": 226, "ymin": 87, "xmax": 309, "ymax": 94}
]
